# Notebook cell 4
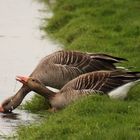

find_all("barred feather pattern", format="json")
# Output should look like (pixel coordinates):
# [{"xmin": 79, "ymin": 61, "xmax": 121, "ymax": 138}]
[
  {"xmin": 0, "ymin": 51, "xmax": 127, "ymax": 112},
  {"xmin": 41, "ymin": 50, "xmax": 126, "ymax": 70},
  {"xmin": 30, "ymin": 50, "xmax": 126, "ymax": 89},
  {"xmin": 12, "ymin": 70, "xmax": 140, "ymax": 110},
  {"xmin": 44, "ymin": 70, "xmax": 140, "ymax": 109},
  {"xmin": 61, "ymin": 70, "xmax": 140, "ymax": 97}
]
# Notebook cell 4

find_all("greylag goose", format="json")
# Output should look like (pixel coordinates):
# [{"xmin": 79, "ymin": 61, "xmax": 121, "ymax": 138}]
[
  {"xmin": 2, "ymin": 70, "xmax": 140, "ymax": 112},
  {"xmin": 0, "ymin": 50, "xmax": 127, "ymax": 113}
]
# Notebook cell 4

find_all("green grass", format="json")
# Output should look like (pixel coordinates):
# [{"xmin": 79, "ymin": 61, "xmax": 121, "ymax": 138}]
[
  {"xmin": 17, "ymin": 96, "xmax": 140, "ymax": 140},
  {"xmin": 15, "ymin": 0, "xmax": 140, "ymax": 139}
]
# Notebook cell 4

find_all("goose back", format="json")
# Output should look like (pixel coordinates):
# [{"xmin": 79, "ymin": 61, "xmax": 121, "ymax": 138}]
[
  {"xmin": 61, "ymin": 70, "xmax": 140, "ymax": 94},
  {"xmin": 30, "ymin": 50, "xmax": 127, "ymax": 88}
]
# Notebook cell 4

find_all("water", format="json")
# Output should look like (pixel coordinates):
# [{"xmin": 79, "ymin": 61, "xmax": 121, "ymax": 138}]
[
  {"xmin": 0, "ymin": 109, "xmax": 39, "ymax": 138},
  {"xmin": 0, "ymin": 0, "xmax": 60, "ymax": 137}
]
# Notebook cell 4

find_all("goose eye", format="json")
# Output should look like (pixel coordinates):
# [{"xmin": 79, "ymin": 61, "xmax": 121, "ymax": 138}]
[{"xmin": 32, "ymin": 79, "xmax": 35, "ymax": 82}]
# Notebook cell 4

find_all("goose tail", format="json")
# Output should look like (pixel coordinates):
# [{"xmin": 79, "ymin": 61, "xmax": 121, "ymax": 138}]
[{"xmin": 127, "ymin": 71, "xmax": 140, "ymax": 81}]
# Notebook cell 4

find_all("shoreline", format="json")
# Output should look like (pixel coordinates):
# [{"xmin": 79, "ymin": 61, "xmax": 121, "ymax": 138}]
[{"xmin": 15, "ymin": 0, "xmax": 140, "ymax": 139}]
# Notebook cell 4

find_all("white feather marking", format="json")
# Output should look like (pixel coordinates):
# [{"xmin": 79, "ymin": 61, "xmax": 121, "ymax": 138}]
[
  {"xmin": 116, "ymin": 66, "xmax": 128, "ymax": 71},
  {"xmin": 108, "ymin": 79, "xmax": 140, "ymax": 100}
]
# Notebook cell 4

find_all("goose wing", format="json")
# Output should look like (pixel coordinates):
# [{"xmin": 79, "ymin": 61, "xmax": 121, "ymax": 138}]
[
  {"xmin": 39, "ymin": 50, "xmax": 127, "ymax": 72},
  {"xmin": 30, "ymin": 51, "xmax": 127, "ymax": 88},
  {"xmin": 61, "ymin": 70, "xmax": 140, "ymax": 94}
]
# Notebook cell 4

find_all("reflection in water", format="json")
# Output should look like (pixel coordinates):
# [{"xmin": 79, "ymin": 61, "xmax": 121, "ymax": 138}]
[
  {"xmin": 0, "ymin": 0, "xmax": 60, "ymax": 137},
  {"xmin": 0, "ymin": 109, "xmax": 40, "ymax": 136},
  {"xmin": 1, "ymin": 113, "xmax": 19, "ymax": 120}
]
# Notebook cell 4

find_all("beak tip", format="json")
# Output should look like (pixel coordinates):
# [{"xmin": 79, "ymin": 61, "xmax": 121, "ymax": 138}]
[
  {"xmin": 15, "ymin": 76, "xmax": 21, "ymax": 82},
  {"xmin": 0, "ymin": 104, "xmax": 4, "ymax": 112},
  {"xmin": 15, "ymin": 75, "xmax": 29, "ymax": 83}
]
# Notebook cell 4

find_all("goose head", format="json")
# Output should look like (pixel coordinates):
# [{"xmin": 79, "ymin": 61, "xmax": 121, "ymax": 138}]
[
  {"xmin": 0, "ymin": 76, "xmax": 43, "ymax": 113},
  {"xmin": 16, "ymin": 76, "xmax": 45, "ymax": 92}
]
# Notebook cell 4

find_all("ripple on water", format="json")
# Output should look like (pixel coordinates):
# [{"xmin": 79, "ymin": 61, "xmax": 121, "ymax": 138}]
[{"xmin": 0, "ymin": 109, "xmax": 40, "ymax": 137}]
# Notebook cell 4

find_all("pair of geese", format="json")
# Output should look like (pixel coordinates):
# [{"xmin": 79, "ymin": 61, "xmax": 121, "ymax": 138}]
[{"xmin": 0, "ymin": 50, "xmax": 140, "ymax": 113}]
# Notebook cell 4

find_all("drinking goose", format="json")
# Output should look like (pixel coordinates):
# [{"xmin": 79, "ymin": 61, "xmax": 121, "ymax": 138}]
[
  {"xmin": 2, "ymin": 70, "xmax": 140, "ymax": 112},
  {"xmin": 0, "ymin": 50, "xmax": 127, "ymax": 113}
]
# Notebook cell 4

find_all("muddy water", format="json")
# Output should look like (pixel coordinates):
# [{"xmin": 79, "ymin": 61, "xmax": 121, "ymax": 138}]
[{"xmin": 0, "ymin": 0, "xmax": 60, "ymax": 137}]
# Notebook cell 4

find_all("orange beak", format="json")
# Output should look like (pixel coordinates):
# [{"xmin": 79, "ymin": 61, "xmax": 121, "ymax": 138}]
[
  {"xmin": 16, "ymin": 76, "xmax": 29, "ymax": 84},
  {"xmin": 0, "ymin": 104, "xmax": 4, "ymax": 112}
]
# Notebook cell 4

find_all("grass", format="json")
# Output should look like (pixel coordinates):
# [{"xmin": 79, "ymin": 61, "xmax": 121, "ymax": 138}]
[
  {"xmin": 17, "ymin": 96, "xmax": 140, "ymax": 140},
  {"xmin": 15, "ymin": 0, "xmax": 140, "ymax": 139}
]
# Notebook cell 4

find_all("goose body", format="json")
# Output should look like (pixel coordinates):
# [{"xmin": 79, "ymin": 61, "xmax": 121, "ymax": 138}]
[
  {"xmin": 60, "ymin": 70, "xmax": 140, "ymax": 100},
  {"xmin": 0, "ymin": 50, "xmax": 126, "ymax": 112},
  {"xmin": 10, "ymin": 70, "xmax": 140, "ymax": 111},
  {"xmin": 31, "ymin": 50, "xmax": 127, "ymax": 89}
]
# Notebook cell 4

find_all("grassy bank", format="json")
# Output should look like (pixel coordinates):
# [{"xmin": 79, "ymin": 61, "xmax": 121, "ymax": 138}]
[{"xmin": 16, "ymin": 0, "xmax": 140, "ymax": 139}]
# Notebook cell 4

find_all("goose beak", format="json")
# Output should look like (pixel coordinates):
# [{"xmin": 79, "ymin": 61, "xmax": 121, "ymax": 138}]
[
  {"xmin": 16, "ymin": 76, "xmax": 29, "ymax": 83},
  {"xmin": 0, "ymin": 104, "xmax": 4, "ymax": 112}
]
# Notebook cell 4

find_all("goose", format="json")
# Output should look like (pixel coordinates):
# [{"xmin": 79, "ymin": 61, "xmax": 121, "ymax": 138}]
[
  {"xmin": 1, "ymin": 70, "xmax": 140, "ymax": 112},
  {"xmin": 0, "ymin": 50, "xmax": 127, "ymax": 113}
]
